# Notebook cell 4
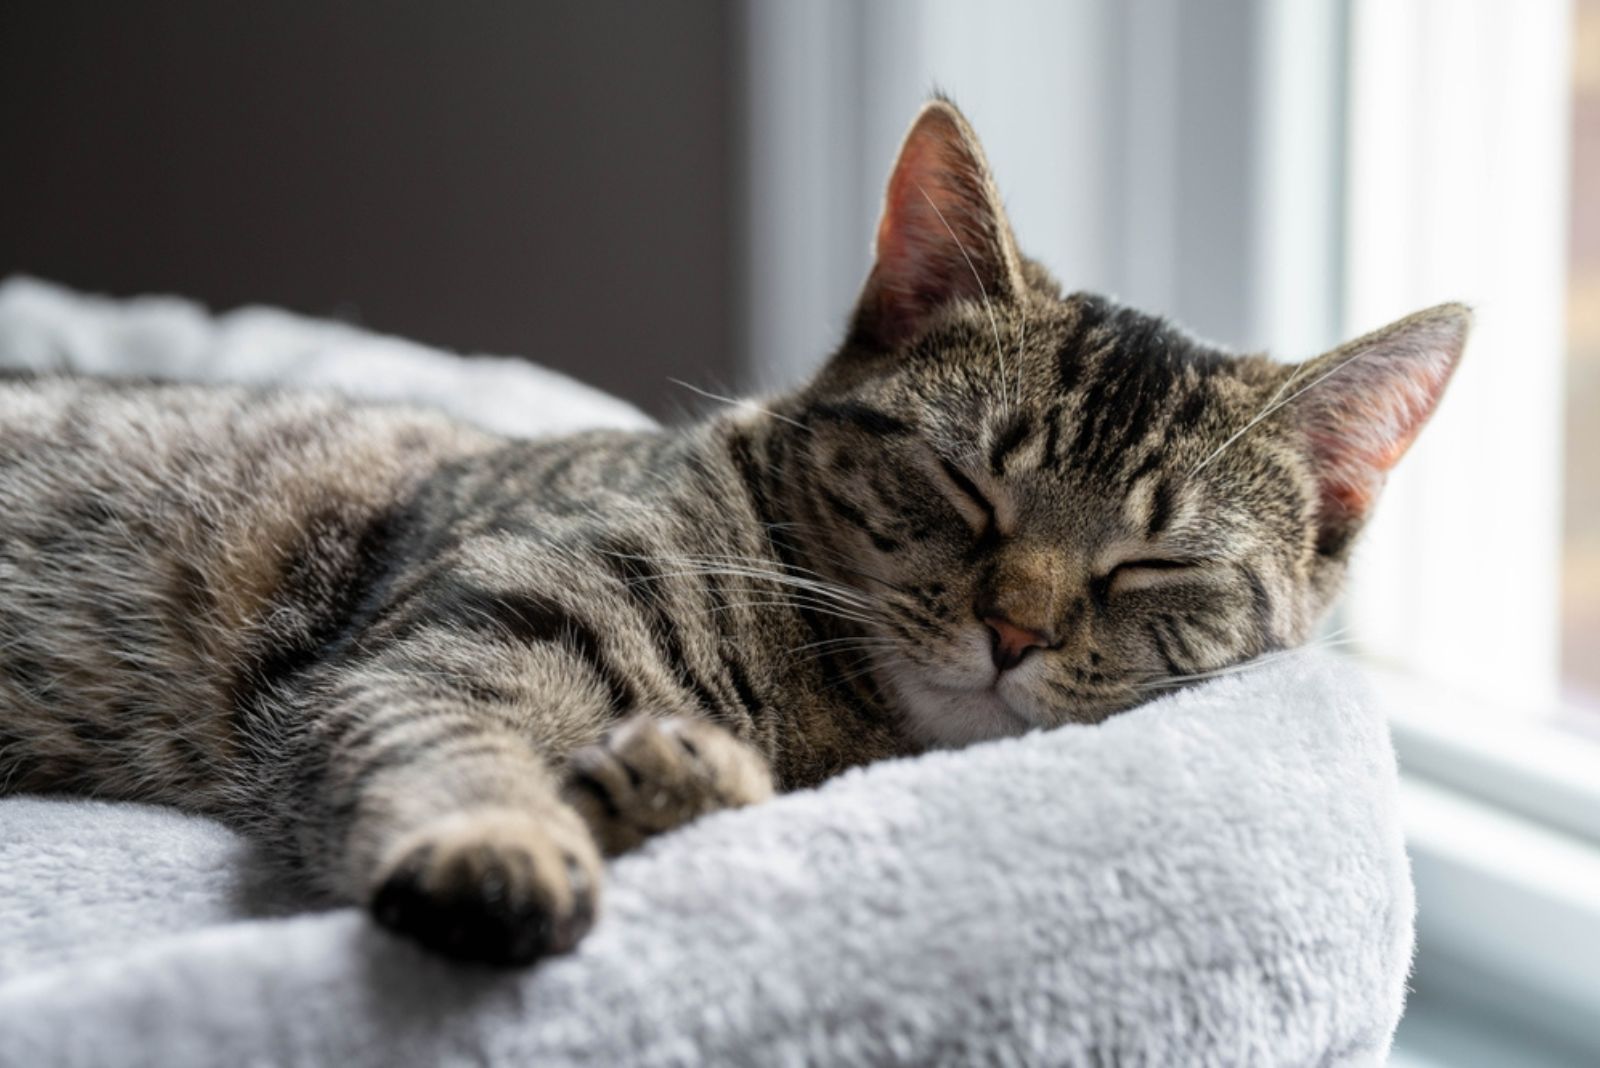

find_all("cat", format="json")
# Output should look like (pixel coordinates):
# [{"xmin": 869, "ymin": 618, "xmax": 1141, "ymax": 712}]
[{"xmin": 0, "ymin": 99, "xmax": 1467, "ymax": 965}]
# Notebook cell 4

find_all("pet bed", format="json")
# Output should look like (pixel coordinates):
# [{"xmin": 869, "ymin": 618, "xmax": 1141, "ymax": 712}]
[{"xmin": 0, "ymin": 278, "xmax": 1413, "ymax": 1067}]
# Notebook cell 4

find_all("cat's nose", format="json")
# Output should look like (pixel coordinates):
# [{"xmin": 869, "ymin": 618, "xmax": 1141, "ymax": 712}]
[{"xmin": 980, "ymin": 612, "xmax": 1054, "ymax": 672}]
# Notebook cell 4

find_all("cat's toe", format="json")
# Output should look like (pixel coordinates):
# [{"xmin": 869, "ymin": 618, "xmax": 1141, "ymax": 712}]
[
  {"xmin": 564, "ymin": 714, "xmax": 774, "ymax": 854},
  {"xmin": 369, "ymin": 808, "xmax": 600, "ymax": 966}
]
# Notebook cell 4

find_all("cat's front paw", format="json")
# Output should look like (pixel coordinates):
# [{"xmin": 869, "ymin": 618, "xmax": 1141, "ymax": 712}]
[
  {"xmin": 564, "ymin": 714, "xmax": 774, "ymax": 854},
  {"xmin": 369, "ymin": 807, "xmax": 601, "ymax": 966}
]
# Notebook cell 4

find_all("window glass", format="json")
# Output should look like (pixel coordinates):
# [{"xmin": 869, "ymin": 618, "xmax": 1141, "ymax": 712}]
[{"xmin": 1563, "ymin": 0, "xmax": 1600, "ymax": 713}]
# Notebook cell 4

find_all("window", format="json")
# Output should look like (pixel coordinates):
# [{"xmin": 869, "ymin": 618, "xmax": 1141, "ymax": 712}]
[
  {"xmin": 1341, "ymin": 2, "xmax": 1600, "ymax": 1061},
  {"xmin": 1342, "ymin": 0, "xmax": 1572, "ymax": 717},
  {"xmin": 1564, "ymin": 0, "xmax": 1600, "ymax": 724}
]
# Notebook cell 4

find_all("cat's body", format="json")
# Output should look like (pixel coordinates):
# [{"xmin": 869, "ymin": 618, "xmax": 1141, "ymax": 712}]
[
  {"xmin": 0, "ymin": 379, "xmax": 902, "ymax": 803},
  {"xmin": 0, "ymin": 101, "xmax": 1469, "ymax": 964},
  {"xmin": 0, "ymin": 376, "xmax": 905, "ymax": 959}
]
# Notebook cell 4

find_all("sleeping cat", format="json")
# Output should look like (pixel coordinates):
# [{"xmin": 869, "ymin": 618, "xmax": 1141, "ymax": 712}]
[{"xmin": 0, "ymin": 100, "xmax": 1466, "ymax": 965}]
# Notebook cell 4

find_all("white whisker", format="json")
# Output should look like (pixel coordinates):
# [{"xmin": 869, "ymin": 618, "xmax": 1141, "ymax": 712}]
[
  {"xmin": 601, "ymin": 549, "xmax": 877, "ymax": 609},
  {"xmin": 1136, "ymin": 634, "xmax": 1356, "ymax": 692},
  {"xmin": 668, "ymin": 379, "xmax": 810, "ymax": 432},
  {"xmin": 916, "ymin": 183, "xmax": 1012, "ymax": 409},
  {"xmin": 1191, "ymin": 348, "xmax": 1375, "ymax": 476},
  {"xmin": 709, "ymin": 599, "xmax": 880, "ymax": 627},
  {"xmin": 784, "ymin": 636, "xmax": 898, "ymax": 657}
]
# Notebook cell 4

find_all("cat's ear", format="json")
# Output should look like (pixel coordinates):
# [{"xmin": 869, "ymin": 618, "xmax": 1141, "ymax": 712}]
[
  {"xmin": 849, "ymin": 100, "xmax": 1025, "ymax": 352},
  {"xmin": 1288, "ymin": 303, "xmax": 1471, "ymax": 554}
]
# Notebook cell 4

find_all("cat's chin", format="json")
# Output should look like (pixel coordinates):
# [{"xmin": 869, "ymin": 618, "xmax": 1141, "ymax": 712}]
[{"xmin": 883, "ymin": 669, "xmax": 1041, "ymax": 748}]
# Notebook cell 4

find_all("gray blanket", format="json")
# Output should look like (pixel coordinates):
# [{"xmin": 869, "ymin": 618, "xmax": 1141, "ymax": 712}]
[
  {"xmin": 0, "ymin": 652, "xmax": 1411, "ymax": 1067},
  {"xmin": 0, "ymin": 280, "xmax": 1414, "ymax": 1066}
]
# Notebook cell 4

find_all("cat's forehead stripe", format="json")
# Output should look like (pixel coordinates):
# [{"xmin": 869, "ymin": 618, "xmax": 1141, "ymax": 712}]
[{"xmin": 987, "ymin": 414, "xmax": 1032, "ymax": 476}]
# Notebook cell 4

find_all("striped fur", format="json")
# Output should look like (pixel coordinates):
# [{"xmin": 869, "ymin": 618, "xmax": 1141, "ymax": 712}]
[{"xmin": 0, "ymin": 100, "xmax": 1467, "ymax": 964}]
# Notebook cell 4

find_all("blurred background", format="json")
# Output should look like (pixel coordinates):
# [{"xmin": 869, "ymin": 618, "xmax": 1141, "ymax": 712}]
[
  {"xmin": 0, "ymin": 3, "xmax": 739, "ymax": 408},
  {"xmin": 2, "ymin": 1, "xmax": 1597, "ymax": 1064}
]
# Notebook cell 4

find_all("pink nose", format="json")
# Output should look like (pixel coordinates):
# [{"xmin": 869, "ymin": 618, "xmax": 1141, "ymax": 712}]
[{"xmin": 982, "ymin": 614, "xmax": 1053, "ymax": 672}]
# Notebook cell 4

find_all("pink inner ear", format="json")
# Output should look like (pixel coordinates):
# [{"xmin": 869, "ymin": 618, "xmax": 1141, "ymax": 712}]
[
  {"xmin": 871, "ymin": 138, "xmax": 983, "ymax": 337},
  {"xmin": 1308, "ymin": 428, "xmax": 1386, "ymax": 519},
  {"xmin": 857, "ymin": 106, "xmax": 1013, "ymax": 349},
  {"xmin": 875, "ymin": 135, "xmax": 930, "ymax": 270},
  {"xmin": 1300, "ymin": 312, "xmax": 1466, "ymax": 528},
  {"xmin": 877, "ymin": 133, "xmax": 964, "ymax": 283}
]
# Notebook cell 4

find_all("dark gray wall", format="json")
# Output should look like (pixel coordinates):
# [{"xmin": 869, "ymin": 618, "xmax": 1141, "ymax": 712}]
[{"xmin": 0, "ymin": 2, "xmax": 739, "ymax": 415}]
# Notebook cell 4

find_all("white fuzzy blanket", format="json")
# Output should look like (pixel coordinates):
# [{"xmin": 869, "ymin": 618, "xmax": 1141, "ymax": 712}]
[
  {"xmin": 0, "ymin": 279, "xmax": 1414, "ymax": 1066},
  {"xmin": 0, "ymin": 277, "xmax": 655, "ymax": 437}
]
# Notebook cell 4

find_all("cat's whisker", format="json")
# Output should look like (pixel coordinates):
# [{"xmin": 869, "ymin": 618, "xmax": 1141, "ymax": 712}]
[
  {"xmin": 783, "ymin": 636, "xmax": 899, "ymax": 660},
  {"xmin": 785, "ymin": 650, "xmax": 902, "ymax": 681},
  {"xmin": 643, "ymin": 574, "xmax": 882, "ymax": 625},
  {"xmin": 709, "ymin": 599, "xmax": 881, "ymax": 628},
  {"xmin": 668, "ymin": 379, "xmax": 810, "ymax": 432},
  {"xmin": 822, "ymin": 650, "xmax": 888, "ymax": 682},
  {"xmin": 668, "ymin": 549, "xmax": 871, "ymax": 591},
  {"xmin": 786, "ymin": 634, "xmax": 898, "ymax": 651},
  {"xmin": 760, "ymin": 524, "xmax": 913, "ymax": 595},
  {"xmin": 1256, "ymin": 357, "xmax": 1309, "ymax": 419},
  {"xmin": 916, "ymin": 183, "xmax": 1013, "ymax": 411},
  {"xmin": 603, "ymin": 550, "xmax": 879, "ymax": 610},
  {"xmin": 1134, "ymin": 635, "xmax": 1358, "ymax": 692},
  {"xmin": 641, "ymin": 565, "xmax": 877, "ymax": 611},
  {"xmin": 617, "ymin": 547, "xmax": 854, "ymax": 582},
  {"xmin": 830, "ymin": 652, "xmax": 916, "ymax": 688},
  {"xmin": 1191, "ymin": 347, "xmax": 1375, "ymax": 476},
  {"xmin": 1013, "ymin": 305, "xmax": 1026, "ymax": 409}
]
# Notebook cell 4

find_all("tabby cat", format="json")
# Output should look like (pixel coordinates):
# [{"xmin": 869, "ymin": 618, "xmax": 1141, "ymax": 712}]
[{"xmin": 0, "ymin": 100, "xmax": 1467, "ymax": 965}]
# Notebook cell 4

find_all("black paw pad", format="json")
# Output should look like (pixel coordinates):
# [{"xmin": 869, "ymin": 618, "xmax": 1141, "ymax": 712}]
[{"xmin": 370, "ymin": 845, "xmax": 591, "ymax": 967}]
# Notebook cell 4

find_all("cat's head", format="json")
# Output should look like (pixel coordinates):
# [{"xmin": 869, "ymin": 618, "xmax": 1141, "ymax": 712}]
[{"xmin": 779, "ymin": 99, "xmax": 1468, "ymax": 745}]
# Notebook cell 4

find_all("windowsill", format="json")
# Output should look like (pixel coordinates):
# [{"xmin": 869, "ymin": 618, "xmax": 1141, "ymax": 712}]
[
  {"xmin": 1374, "ymin": 666, "xmax": 1600, "ymax": 846},
  {"xmin": 1400, "ymin": 779, "xmax": 1600, "ymax": 1002},
  {"xmin": 1368, "ymin": 665, "xmax": 1600, "ymax": 1061}
]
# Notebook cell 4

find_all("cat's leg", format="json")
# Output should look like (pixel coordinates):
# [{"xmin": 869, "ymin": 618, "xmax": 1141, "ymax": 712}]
[
  {"xmin": 285, "ymin": 685, "xmax": 605, "ymax": 966},
  {"xmin": 369, "ymin": 793, "xmax": 599, "ymax": 967},
  {"xmin": 563, "ymin": 714, "xmax": 774, "ymax": 855}
]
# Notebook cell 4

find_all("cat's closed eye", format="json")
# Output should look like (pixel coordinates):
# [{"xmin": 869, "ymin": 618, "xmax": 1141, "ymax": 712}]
[
  {"xmin": 1105, "ymin": 557, "xmax": 1210, "ymax": 593},
  {"xmin": 935, "ymin": 457, "xmax": 998, "ymax": 535}
]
